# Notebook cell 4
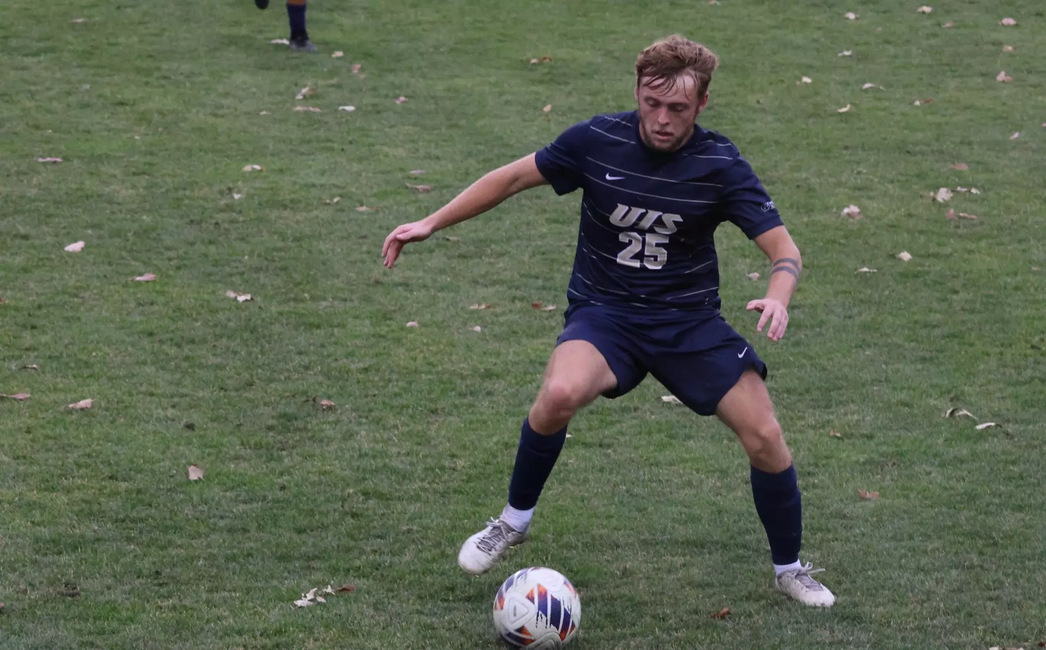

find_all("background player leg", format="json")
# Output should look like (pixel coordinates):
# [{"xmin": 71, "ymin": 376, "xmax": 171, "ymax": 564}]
[
  {"xmin": 286, "ymin": 0, "xmax": 316, "ymax": 52},
  {"xmin": 457, "ymin": 340, "xmax": 617, "ymax": 575},
  {"xmin": 716, "ymin": 369, "xmax": 835, "ymax": 607}
]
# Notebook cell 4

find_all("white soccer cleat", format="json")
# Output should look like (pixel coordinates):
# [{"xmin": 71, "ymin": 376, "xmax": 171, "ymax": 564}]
[
  {"xmin": 775, "ymin": 562, "xmax": 836, "ymax": 607},
  {"xmin": 457, "ymin": 517, "xmax": 529, "ymax": 575}
]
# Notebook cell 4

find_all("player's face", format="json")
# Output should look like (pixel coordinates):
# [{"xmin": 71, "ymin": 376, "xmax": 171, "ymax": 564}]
[{"xmin": 635, "ymin": 74, "xmax": 708, "ymax": 153}]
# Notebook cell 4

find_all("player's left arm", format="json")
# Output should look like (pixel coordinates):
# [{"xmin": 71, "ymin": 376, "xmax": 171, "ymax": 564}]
[{"xmin": 748, "ymin": 225, "xmax": 801, "ymax": 342}]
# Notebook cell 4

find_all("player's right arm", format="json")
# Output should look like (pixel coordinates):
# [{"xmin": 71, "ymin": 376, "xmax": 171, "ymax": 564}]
[{"xmin": 382, "ymin": 153, "xmax": 548, "ymax": 268}]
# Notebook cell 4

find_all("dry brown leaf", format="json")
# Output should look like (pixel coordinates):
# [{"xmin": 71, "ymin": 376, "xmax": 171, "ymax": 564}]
[
  {"xmin": 259, "ymin": 111, "xmax": 271, "ymax": 116},
  {"xmin": 469, "ymin": 303, "xmax": 492, "ymax": 310},
  {"xmin": 841, "ymin": 205, "xmax": 862, "ymax": 219},
  {"xmin": 845, "ymin": 12, "xmax": 858, "ymax": 20},
  {"xmin": 225, "ymin": 290, "xmax": 238, "ymax": 299},
  {"xmin": 949, "ymin": 163, "xmax": 969, "ymax": 170},
  {"xmin": 999, "ymin": 17, "xmax": 1016, "ymax": 26},
  {"xmin": 337, "ymin": 584, "xmax": 356, "ymax": 593},
  {"xmin": 325, "ymin": 197, "xmax": 341, "ymax": 205},
  {"xmin": 942, "ymin": 21, "xmax": 955, "ymax": 28},
  {"xmin": 409, "ymin": 169, "xmax": 426, "ymax": 177},
  {"xmin": 319, "ymin": 399, "xmax": 336, "ymax": 411},
  {"xmin": 858, "ymin": 489, "xmax": 879, "ymax": 500},
  {"xmin": 837, "ymin": 104, "xmax": 851, "ymax": 113},
  {"xmin": 958, "ymin": 212, "xmax": 979, "ymax": 220},
  {"xmin": 68, "ymin": 398, "xmax": 93, "ymax": 410},
  {"xmin": 322, "ymin": 585, "xmax": 336, "ymax": 595},
  {"xmin": 295, "ymin": 86, "xmax": 314, "ymax": 100},
  {"xmin": 133, "ymin": 273, "xmax": 157, "ymax": 282},
  {"xmin": 661, "ymin": 395, "xmax": 684, "ymax": 405},
  {"xmin": 469, "ymin": 326, "xmax": 482, "ymax": 332},
  {"xmin": 236, "ymin": 294, "xmax": 253, "ymax": 303},
  {"xmin": 395, "ymin": 96, "xmax": 408, "ymax": 104},
  {"xmin": 1002, "ymin": 45, "xmax": 1015, "ymax": 52},
  {"xmin": 541, "ymin": 304, "xmax": 557, "ymax": 311},
  {"xmin": 243, "ymin": 164, "xmax": 263, "ymax": 172},
  {"xmin": 531, "ymin": 302, "xmax": 545, "ymax": 309},
  {"xmin": 293, "ymin": 106, "xmax": 322, "ymax": 113},
  {"xmin": 542, "ymin": 104, "xmax": 552, "ymax": 113},
  {"xmin": 21, "ymin": 364, "xmax": 39, "ymax": 371},
  {"xmin": 0, "ymin": 393, "xmax": 30, "ymax": 401},
  {"xmin": 72, "ymin": 18, "xmax": 86, "ymax": 23},
  {"xmin": 856, "ymin": 267, "xmax": 877, "ymax": 273},
  {"xmin": 352, "ymin": 63, "xmax": 362, "ymax": 74},
  {"xmin": 64, "ymin": 241, "xmax": 85, "ymax": 253},
  {"xmin": 338, "ymin": 106, "xmax": 356, "ymax": 112},
  {"xmin": 945, "ymin": 208, "xmax": 958, "ymax": 220},
  {"xmin": 270, "ymin": 38, "xmax": 290, "ymax": 45},
  {"xmin": 975, "ymin": 422, "xmax": 997, "ymax": 431},
  {"xmin": 710, "ymin": 607, "xmax": 731, "ymax": 619},
  {"xmin": 1010, "ymin": 131, "xmax": 1020, "ymax": 140},
  {"xmin": 188, "ymin": 464, "xmax": 204, "ymax": 481},
  {"xmin": 331, "ymin": 51, "xmax": 344, "ymax": 58},
  {"xmin": 861, "ymin": 83, "xmax": 880, "ymax": 90},
  {"xmin": 917, "ymin": 6, "xmax": 933, "ymax": 14},
  {"xmin": 996, "ymin": 71, "xmax": 1012, "ymax": 82},
  {"xmin": 355, "ymin": 205, "xmax": 376, "ymax": 212},
  {"xmin": 37, "ymin": 157, "xmax": 63, "ymax": 163},
  {"xmin": 232, "ymin": 193, "xmax": 243, "ymax": 200},
  {"xmin": 800, "ymin": 76, "xmax": 812, "ymax": 84},
  {"xmin": 944, "ymin": 407, "xmax": 976, "ymax": 419},
  {"xmin": 830, "ymin": 430, "xmax": 843, "ymax": 438},
  {"xmin": 406, "ymin": 183, "xmax": 432, "ymax": 192},
  {"xmin": 932, "ymin": 187, "xmax": 953, "ymax": 202},
  {"xmin": 406, "ymin": 321, "xmax": 419, "ymax": 328},
  {"xmin": 747, "ymin": 272, "xmax": 761, "ymax": 281},
  {"xmin": 897, "ymin": 251, "xmax": 912, "ymax": 262},
  {"xmin": 838, "ymin": 50, "xmax": 853, "ymax": 57}
]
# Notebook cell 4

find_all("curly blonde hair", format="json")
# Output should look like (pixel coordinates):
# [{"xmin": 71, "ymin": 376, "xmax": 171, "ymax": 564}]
[{"xmin": 635, "ymin": 35, "xmax": 719, "ymax": 97}]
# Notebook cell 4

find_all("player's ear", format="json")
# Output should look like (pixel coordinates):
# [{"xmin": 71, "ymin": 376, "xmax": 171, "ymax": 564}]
[{"xmin": 696, "ymin": 92, "xmax": 710, "ymax": 115}]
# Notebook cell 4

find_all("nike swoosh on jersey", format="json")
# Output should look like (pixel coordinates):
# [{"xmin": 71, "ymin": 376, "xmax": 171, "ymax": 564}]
[{"xmin": 737, "ymin": 347, "xmax": 748, "ymax": 358}]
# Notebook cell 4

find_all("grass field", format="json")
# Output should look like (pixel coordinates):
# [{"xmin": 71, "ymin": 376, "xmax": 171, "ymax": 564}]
[{"xmin": 2, "ymin": 0, "xmax": 1045, "ymax": 648}]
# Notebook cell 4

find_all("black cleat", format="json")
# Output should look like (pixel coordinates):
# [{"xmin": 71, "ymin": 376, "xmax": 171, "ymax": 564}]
[{"xmin": 255, "ymin": 0, "xmax": 269, "ymax": 9}]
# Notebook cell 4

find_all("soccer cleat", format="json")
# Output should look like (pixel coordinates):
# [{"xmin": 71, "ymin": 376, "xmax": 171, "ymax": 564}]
[
  {"xmin": 254, "ymin": 0, "xmax": 269, "ymax": 9},
  {"xmin": 457, "ymin": 517, "xmax": 529, "ymax": 575},
  {"xmin": 775, "ymin": 562, "xmax": 836, "ymax": 607},
  {"xmin": 289, "ymin": 34, "xmax": 317, "ymax": 53}
]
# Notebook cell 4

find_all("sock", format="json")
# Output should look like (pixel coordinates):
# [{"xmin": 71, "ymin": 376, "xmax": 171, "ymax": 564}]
[
  {"xmin": 773, "ymin": 560, "xmax": 803, "ymax": 576},
  {"xmin": 500, "ymin": 504, "xmax": 534, "ymax": 531},
  {"xmin": 507, "ymin": 418, "xmax": 567, "ymax": 512},
  {"xmin": 286, "ymin": 1, "xmax": 307, "ymax": 39},
  {"xmin": 750, "ymin": 464, "xmax": 803, "ymax": 566}
]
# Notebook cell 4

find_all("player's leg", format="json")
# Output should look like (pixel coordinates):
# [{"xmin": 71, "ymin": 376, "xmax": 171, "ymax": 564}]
[
  {"xmin": 286, "ymin": 0, "xmax": 316, "ymax": 52},
  {"xmin": 716, "ymin": 370, "xmax": 835, "ymax": 607}
]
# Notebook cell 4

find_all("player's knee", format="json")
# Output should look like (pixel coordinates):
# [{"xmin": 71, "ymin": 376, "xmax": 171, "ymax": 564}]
[
  {"xmin": 742, "ymin": 419, "xmax": 785, "ymax": 460},
  {"xmin": 539, "ymin": 380, "xmax": 588, "ymax": 419}
]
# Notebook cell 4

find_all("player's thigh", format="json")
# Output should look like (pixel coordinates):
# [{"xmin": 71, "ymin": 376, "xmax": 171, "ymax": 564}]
[
  {"xmin": 538, "ymin": 340, "xmax": 618, "ymax": 406},
  {"xmin": 715, "ymin": 368, "xmax": 778, "ymax": 435}
]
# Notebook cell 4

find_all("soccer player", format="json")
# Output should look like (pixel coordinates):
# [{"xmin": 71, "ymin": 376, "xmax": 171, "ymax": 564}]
[
  {"xmin": 381, "ymin": 35, "xmax": 835, "ymax": 607},
  {"xmin": 254, "ymin": 0, "xmax": 317, "ymax": 53}
]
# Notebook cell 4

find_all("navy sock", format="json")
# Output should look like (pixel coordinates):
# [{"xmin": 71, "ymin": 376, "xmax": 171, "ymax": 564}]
[
  {"xmin": 287, "ymin": 3, "xmax": 307, "ymax": 38},
  {"xmin": 750, "ymin": 465, "xmax": 803, "ymax": 565},
  {"xmin": 507, "ymin": 418, "xmax": 567, "ymax": 510}
]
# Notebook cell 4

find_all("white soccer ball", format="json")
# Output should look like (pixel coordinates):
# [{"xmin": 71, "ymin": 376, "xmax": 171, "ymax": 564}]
[{"xmin": 492, "ymin": 566, "xmax": 581, "ymax": 648}]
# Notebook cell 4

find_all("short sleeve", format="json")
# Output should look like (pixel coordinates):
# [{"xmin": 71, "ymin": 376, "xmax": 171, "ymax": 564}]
[
  {"xmin": 720, "ymin": 156, "xmax": 784, "ymax": 239},
  {"xmin": 534, "ymin": 119, "xmax": 591, "ymax": 196}
]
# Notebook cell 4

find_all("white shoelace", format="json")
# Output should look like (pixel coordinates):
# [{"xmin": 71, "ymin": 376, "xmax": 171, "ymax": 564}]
[
  {"xmin": 475, "ymin": 518, "xmax": 510, "ymax": 554},
  {"xmin": 792, "ymin": 562, "xmax": 827, "ymax": 590}
]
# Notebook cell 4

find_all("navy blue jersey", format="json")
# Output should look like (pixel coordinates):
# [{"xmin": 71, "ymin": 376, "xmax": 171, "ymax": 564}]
[{"xmin": 534, "ymin": 111, "xmax": 783, "ymax": 314}]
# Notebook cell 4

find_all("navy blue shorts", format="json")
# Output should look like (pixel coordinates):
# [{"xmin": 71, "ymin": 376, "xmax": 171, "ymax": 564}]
[{"xmin": 556, "ymin": 305, "xmax": 767, "ymax": 416}]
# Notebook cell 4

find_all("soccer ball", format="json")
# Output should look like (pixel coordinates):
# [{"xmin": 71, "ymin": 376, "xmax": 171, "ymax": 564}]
[{"xmin": 492, "ymin": 566, "xmax": 581, "ymax": 648}]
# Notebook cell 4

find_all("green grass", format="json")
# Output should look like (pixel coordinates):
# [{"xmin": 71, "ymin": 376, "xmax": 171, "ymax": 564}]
[{"xmin": 2, "ymin": 0, "xmax": 1045, "ymax": 648}]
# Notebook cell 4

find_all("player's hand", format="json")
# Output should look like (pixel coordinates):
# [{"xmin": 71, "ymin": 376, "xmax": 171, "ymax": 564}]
[
  {"xmin": 746, "ymin": 298, "xmax": 789, "ymax": 342},
  {"xmin": 382, "ymin": 220, "xmax": 435, "ymax": 268}
]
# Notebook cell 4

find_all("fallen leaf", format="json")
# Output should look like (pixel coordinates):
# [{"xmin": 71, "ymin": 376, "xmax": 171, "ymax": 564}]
[
  {"xmin": 232, "ymin": 193, "xmax": 243, "ymax": 200},
  {"xmin": 942, "ymin": 21, "xmax": 955, "ymax": 28},
  {"xmin": 293, "ymin": 106, "xmax": 322, "ymax": 112},
  {"xmin": 406, "ymin": 183, "xmax": 432, "ymax": 192},
  {"xmin": 945, "ymin": 208, "xmax": 957, "ymax": 220},
  {"xmin": 295, "ymin": 86, "xmax": 314, "ymax": 100},
  {"xmin": 322, "ymin": 585, "xmax": 336, "ymax": 595},
  {"xmin": 800, "ymin": 76, "xmax": 813, "ymax": 84},
  {"xmin": 325, "ymin": 197, "xmax": 341, "ymax": 204},
  {"xmin": 1002, "ymin": 45, "xmax": 1014, "ymax": 52},
  {"xmin": 841, "ymin": 204, "xmax": 862, "ymax": 219},
  {"xmin": 932, "ymin": 187, "xmax": 953, "ymax": 202},
  {"xmin": 72, "ymin": 18, "xmax": 86, "ymax": 23},
  {"xmin": 858, "ymin": 489, "xmax": 879, "ymax": 500},
  {"xmin": 236, "ymin": 294, "xmax": 253, "ymax": 303},
  {"xmin": 319, "ymin": 399, "xmax": 336, "ymax": 410},
  {"xmin": 133, "ymin": 273, "xmax": 157, "ymax": 282},
  {"xmin": 337, "ymin": 105, "xmax": 356, "ymax": 112},
  {"xmin": 996, "ymin": 71, "xmax": 1012, "ymax": 82},
  {"xmin": 37, "ymin": 157, "xmax": 63, "ymax": 163},
  {"xmin": 188, "ymin": 464, "xmax": 204, "ymax": 481},
  {"xmin": 331, "ymin": 51, "xmax": 344, "ymax": 58},
  {"xmin": 856, "ymin": 267, "xmax": 877, "ymax": 273},
  {"xmin": 897, "ymin": 251, "xmax": 912, "ymax": 262},
  {"xmin": 999, "ymin": 17, "xmax": 1016, "ymax": 26},
  {"xmin": 830, "ymin": 430, "xmax": 842, "ymax": 438},
  {"xmin": 944, "ymin": 407, "xmax": 976, "ymax": 419},
  {"xmin": 355, "ymin": 206, "xmax": 376, "ymax": 212},
  {"xmin": 469, "ymin": 326, "xmax": 482, "ymax": 332},
  {"xmin": 259, "ymin": 111, "xmax": 270, "ymax": 116},
  {"xmin": 958, "ymin": 212, "xmax": 979, "ymax": 220},
  {"xmin": 531, "ymin": 302, "xmax": 545, "ymax": 309},
  {"xmin": 861, "ymin": 83, "xmax": 880, "ymax": 90},
  {"xmin": 710, "ymin": 607, "xmax": 731, "ymax": 619},
  {"xmin": 541, "ymin": 304, "xmax": 557, "ymax": 311},
  {"xmin": 225, "ymin": 290, "xmax": 238, "ymax": 299},
  {"xmin": 949, "ymin": 163, "xmax": 969, "ymax": 170},
  {"xmin": 970, "ymin": 188, "xmax": 981, "ymax": 194},
  {"xmin": 270, "ymin": 38, "xmax": 290, "ymax": 45},
  {"xmin": 975, "ymin": 422, "xmax": 997, "ymax": 431},
  {"xmin": 661, "ymin": 395, "xmax": 684, "ymax": 405},
  {"xmin": 293, "ymin": 596, "xmax": 314, "ymax": 608},
  {"xmin": 0, "ymin": 393, "xmax": 30, "ymax": 401},
  {"xmin": 21, "ymin": 364, "xmax": 39, "ymax": 370},
  {"xmin": 469, "ymin": 303, "xmax": 492, "ymax": 310},
  {"xmin": 351, "ymin": 63, "xmax": 362, "ymax": 74},
  {"xmin": 542, "ymin": 104, "xmax": 552, "ymax": 113},
  {"xmin": 837, "ymin": 104, "xmax": 851, "ymax": 113},
  {"xmin": 917, "ymin": 6, "xmax": 932, "ymax": 14},
  {"xmin": 1010, "ymin": 131, "xmax": 1020, "ymax": 140},
  {"xmin": 443, "ymin": 236, "xmax": 459, "ymax": 241},
  {"xmin": 408, "ymin": 169, "xmax": 426, "ymax": 177},
  {"xmin": 337, "ymin": 584, "xmax": 356, "ymax": 593},
  {"xmin": 747, "ymin": 272, "xmax": 761, "ymax": 281},
  {"xmin": 845, "ymin": 12, "xmax": 858, "ymax": 20},
  {"xmin": 838, "ymin": 50, "xmax": 853, "ymax": 57},
  {"xmin": 406, "ymin": 321, "xmax": 419, "ymax": 328},
  {"xmin": 395, "ymin": 96, "xmax": 408, "ymax": 104},
  {"xmin": 243, "ymin": 164, "xmax": 263, "ymax": 172},
  {"xmin": 68, "ymin": 398, "xmax": 93, "ymax": 410},
  {"xmin": 64, "ymin": 240, "xmax": 85, "ymax": 253}
]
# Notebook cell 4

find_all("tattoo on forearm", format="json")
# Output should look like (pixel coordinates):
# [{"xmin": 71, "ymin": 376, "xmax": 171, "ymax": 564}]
[
  {"xmin": 772, "ymin": 258, "xmax": 801, "ymax": 270},
  {"xmin": 770, "ymin": 265, "xmax": 800, "ymax": 280}
]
